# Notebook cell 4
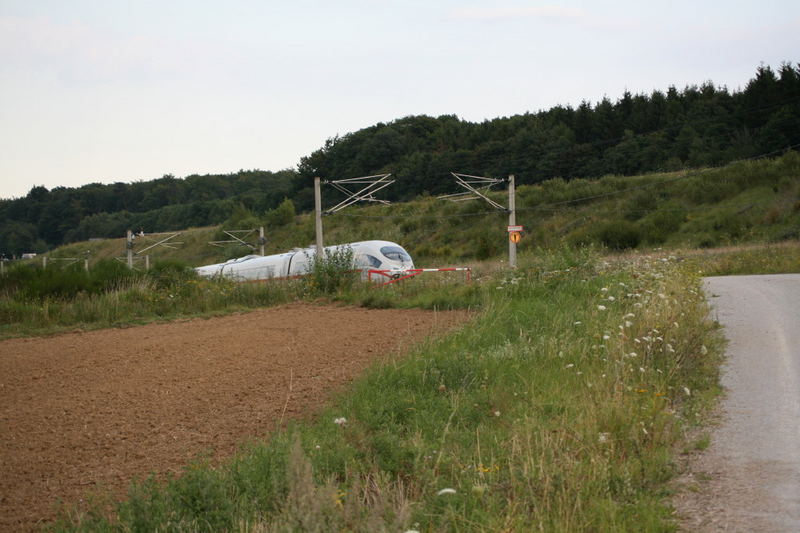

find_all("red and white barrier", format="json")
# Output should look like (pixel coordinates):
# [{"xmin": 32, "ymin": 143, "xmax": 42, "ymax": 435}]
[{"xmin": 368, "ymin": 267, "xmax": 472, "ymax": 286}]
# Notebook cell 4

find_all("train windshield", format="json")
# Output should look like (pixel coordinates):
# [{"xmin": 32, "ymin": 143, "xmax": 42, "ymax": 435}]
[{"xmin": 380, "ymin": 246, "xmax": 411, "ymax": 262}]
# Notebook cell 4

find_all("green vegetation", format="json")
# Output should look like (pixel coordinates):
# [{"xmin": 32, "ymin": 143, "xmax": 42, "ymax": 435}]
[
  {"xmin": 50, "ymin": 248, "xmax": 725, "ymax": 532},
  {"xmin": 3, "ymin": 64, "xmax": 799, "ymax": 255},
  {"xmin": 681, "ymin": 242, "xmax": 800, "ymax": 276},
  {"xmin": 17, "ymin": 151, "xmax": 800, "ymax": 273},
  {"xmin": 2, "ymin": 149, "xmax": 797, "ymax": 339},
  {"xmin": 0, "ymin": 56, "xmax": 797, "ymax": 533},
  {"xmin": 0, "ymin": 252, "xmax": 481, "ymax": 339},
  {"xmin": 302, "ymin": 245, "xmax": 359, "ymax": 296}
]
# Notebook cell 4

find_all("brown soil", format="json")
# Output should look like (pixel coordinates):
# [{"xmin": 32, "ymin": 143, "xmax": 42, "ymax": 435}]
[{"xmin": 0, "ymin": 303, "xmax": 470, "ymax": 532}]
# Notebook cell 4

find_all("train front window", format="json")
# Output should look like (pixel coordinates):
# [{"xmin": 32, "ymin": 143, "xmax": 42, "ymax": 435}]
[{"xmin": 380, "ymin": 246, "xmax": 411, "ymax": 262}]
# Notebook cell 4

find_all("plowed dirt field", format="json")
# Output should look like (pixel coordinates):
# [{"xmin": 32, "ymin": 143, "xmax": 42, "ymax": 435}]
[{"xmin": 0, "ymin": 304, "xmax": 470, "ymax": 532}]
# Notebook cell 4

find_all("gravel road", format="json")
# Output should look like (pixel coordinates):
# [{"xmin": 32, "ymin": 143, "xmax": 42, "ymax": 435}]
[{"xmin": 677, "ymin": 274, "xmax": 800, "ymax": 532}]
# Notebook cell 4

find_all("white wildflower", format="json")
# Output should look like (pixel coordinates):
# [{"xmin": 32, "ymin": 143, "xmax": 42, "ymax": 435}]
[
  {"xmin": 334, "ymin": 417, "xmax": 347, "ymax": 426},
  {"xmin": 666, "ymin": 343, "xmax": 675, "ymax": 353},
  {"xmin": 597, "ymin": 305, "xmax": 607, "ymax": 311},
  {"xmin": 624, "ymin": 313, "xmax": 635, "ymax": 319},
  {"xmin": 601, "ymin": 287, "xmax": 609, "ymax": 292},
  {"xmin": 639, "ymin": 367, "xmax": 645, "ymax": 372},
  {"xmin": 574, "ymin": 321, "xmax": 582, "ymax": 325},
  {"xmin": 565, "ymin": 364, "xmax": 574, "ymax": 369},
  {"xmin": 683, "ymin": 387, "xmax": 691, "ymax": 396},
  {"xmin": 603, "ymin": 335, "xmax": 610, "ymax": 340},
  {"xmin": 607, "ymin": 296, "xmax": 616, "ymax": 302},
  {"xmin": 701, "ymin": 345, "xmax": 708, "ymax": 355},
  {"xmin": 494, "ymin": 410, "xmax": 501, "ymax": 417},
  {"xmin": 598, "ymin": 432, "xmax": 610, "ymax": 444},
  {"xmin": 437, "ymin": 488, "xmax": 457, "ymax": 496},
  {"xmin": 625, "ymin": 320, "xmax": 633, "ymax": 328}
]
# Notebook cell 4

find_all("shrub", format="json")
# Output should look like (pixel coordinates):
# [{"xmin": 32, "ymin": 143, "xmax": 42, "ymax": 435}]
[
  {"xmin": 265, "ymin": 198, "xmax": 296, "ymax": 228},
  {"xmin": 597, "ymin": 220, "xmax": 641, "ymax": 250},
  {"xmin": 147, "ymin": 260, "xmax": 197, "ymax": 289},
  {"xmin": 302, "ymin": 246, "xmax": 358, "ymax": 295},
  {"xmin": 637, "ymin": 203, "xmax": 687, "ymax": 245}
]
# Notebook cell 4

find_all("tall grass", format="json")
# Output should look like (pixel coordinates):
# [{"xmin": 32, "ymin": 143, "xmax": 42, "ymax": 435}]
[
  {"xmin": 0, "ymin": 260, "xmax": 300, "ymax": 338},
  {"xmin": 51, "ymin": 247, "xmax": 724, "ymax": 532}
]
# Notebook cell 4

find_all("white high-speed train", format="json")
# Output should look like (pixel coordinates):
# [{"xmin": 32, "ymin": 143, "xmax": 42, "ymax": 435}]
[{"xmin": 195, "ymin": 240, "xmax": 414, "ymax": 281}]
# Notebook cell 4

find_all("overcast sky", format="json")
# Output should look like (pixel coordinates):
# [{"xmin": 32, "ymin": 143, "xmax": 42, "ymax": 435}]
[{"xmin": 1, "ymin": 0, "xmax": 797, "ymax": 200}]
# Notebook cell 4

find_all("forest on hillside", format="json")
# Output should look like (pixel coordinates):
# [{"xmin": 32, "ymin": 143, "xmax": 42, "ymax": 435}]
[{"xmin": 1, "ymin": 63, "xmax": 799, "ymax": 256}]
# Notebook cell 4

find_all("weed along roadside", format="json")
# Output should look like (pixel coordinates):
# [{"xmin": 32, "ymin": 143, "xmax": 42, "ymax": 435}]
[{"xmin": 46, "ymin": 248, "xmax": 724, "ymax": 532}]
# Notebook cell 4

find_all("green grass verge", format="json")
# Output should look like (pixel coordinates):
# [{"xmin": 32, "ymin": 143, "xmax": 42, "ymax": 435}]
[
  {"xmin": 679, "ymin": 241, "xmax": 800, "ymax": 276},
  {"xmin": 49, "ymin": 247, "xmax": 724, "ymax": 532}
]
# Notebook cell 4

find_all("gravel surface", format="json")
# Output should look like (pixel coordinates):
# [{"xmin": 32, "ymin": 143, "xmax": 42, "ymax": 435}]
[
  {"xmin": 676, "ymin": 274, "xmax": 800, "ymax": 532},
  {"xmin": 0, "ymin": 303, "xmax": 469, "ymax": 532}
]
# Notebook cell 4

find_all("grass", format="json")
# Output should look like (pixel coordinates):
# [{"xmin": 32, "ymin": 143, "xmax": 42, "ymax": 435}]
[
  {"xmin": 0, "ymin": 271, "xmax": 298, "ymax": 339},
  {"xmin": 49, "ymin": 246, "xmax": 726, "ymax": 532},
  {"xmin": 0, "ymin": 262, "xmax": 482, "ymax": 339},
  {"xmin": 679, "ymin": 240, "xmax": 800, "ymax": 276}
]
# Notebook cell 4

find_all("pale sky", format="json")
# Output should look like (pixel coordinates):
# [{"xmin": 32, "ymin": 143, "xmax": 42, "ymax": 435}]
[{"xmin": 1, "ymin": 0, "xmax": 798, "ymax": 200}]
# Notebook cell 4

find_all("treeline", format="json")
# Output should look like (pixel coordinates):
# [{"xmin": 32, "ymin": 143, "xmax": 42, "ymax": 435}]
[
  {"xmin": 0, "ymin": 170, "xmax": 294, "ymax": 256},
  {"xmin": 293, "ymin": 63, "xmax": 800, "ymax": 205},
  {"xmin": 1, "ymin": 63, "xmax": 799, "ymax": 256}
]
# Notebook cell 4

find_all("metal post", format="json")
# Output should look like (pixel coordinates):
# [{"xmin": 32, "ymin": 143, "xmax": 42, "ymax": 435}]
[
  {"xmin": 508, "ymin": 174, "xmax": 517, "ymax": 269},
  {"xmin": 84, "ymin": 258, "xmax": 89, "ymax": 272},
  {"xmin": 126, "ymin": 230, "xmax": 134, "ymax": 269},
  {"xmin": 145, "ymin": 255, "xmax": 150, "ymax": 270},
  {"xmin": 314, "ymin": 177, "xmax": 324, "ymax": 259},
  {"xmin": 42, "ymin": 256, "xmax": 48, "ymax": 269},
  {"xmin": 259, "ymin": 226, "xmax": 265, "ymax": 256}
]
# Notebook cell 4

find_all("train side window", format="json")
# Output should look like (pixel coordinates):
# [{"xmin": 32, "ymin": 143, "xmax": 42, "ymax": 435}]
[{"xmin": 358, "ymin": 254, "xmax": 383, "ymax": 268}]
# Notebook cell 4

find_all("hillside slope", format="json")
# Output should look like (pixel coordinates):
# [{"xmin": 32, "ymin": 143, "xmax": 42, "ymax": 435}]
[{"xmin": 39, "ymin": 152, "xmax": 800, "ymax": 269}]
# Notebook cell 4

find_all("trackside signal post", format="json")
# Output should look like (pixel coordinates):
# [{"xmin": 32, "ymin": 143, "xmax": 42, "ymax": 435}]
[
  {"xmin": 314, "ymin": 177, "xmax": 324, "ymax": 257},
  {"xmin": 508, "ymin": 174, "xmax": 517, "ymax": 269},
  {"xmin": 126, "ymin": 229, "xmax": 134, "ymax": 269}
]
